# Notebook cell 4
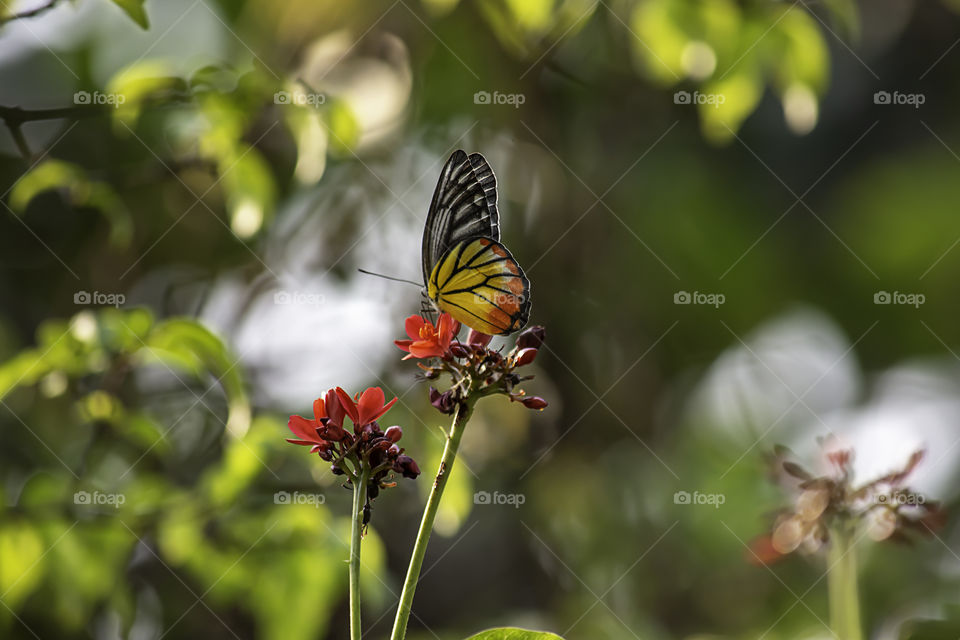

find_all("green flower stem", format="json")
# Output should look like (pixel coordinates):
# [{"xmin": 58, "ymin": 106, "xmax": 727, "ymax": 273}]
[
  {"xmin": 827, "ymin": 523, "xmax": 863, "ymax": 640},
  {"xmin": 349, "ymin": 463, "xmax": 371, "ymax": 640},
  {"xmin": 390, "ymin": 396, "xmax": 476, "ymax": 640}
]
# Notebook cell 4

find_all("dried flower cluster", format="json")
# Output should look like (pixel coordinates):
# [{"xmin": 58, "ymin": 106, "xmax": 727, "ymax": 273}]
[
  {"xmin": 395, "ymin": 313, "xmax": 547, "ymax": 415},
  {"xmin": 755, "ymin": 445, "xmax": 944, "ymax": 562}
]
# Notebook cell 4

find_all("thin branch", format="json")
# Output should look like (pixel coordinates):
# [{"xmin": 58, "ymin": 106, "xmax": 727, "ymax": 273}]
[
  {"xmin": 0, "ymin": 104, "xmax": 111, "ymax": 125},
  {"xmin": 0, "ymin": 0, "xmax": 62, "ymax": 25}
]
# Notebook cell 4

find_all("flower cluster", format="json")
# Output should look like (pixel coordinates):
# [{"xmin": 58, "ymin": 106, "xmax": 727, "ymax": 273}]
[
  {"xmin": 287, "ymin": 386, "xmax": 419, "ymax": 522},
  {"xmin": 753, "ymin": 445, "xmax": 944, "ymax": 562},
  {"xmin": 395, "ymin": 313, "xmax": 547, "ymax": 414}
]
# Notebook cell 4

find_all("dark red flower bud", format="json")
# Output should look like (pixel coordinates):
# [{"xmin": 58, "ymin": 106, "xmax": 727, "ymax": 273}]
[
  {"xmin": 371, "ymin": 439, "xmax": 392, "ymax": 451},
  {"xmin": 321, "ymin": 420, "xmax": 348, "ymax": 442},
  {"xmin": 467, "ymin": 329, "xmax": 493, "ymax": 349},
  {"xmin": 385, "ymin": 426, "xmax": 403, "ymax": 442},
  {"xmin": 396, "ymin": 454, "xmax": 420, "ymax": 479},
  {"xmin": 429, "ymin": 387, "xmax": 457, "ymax": 415},
  {"xmin": 513, "ymin": 347, "xmax": 538, "ymax": 367},
  {"xmin": 521, "ymin": 396, "xmax": 548, "ymax": 410},
  {"xmin": 516, "ymin": 325, "xmax": 545, "ymax": 350},
  {"xmin": 450, "ymin": 343, "xmax": 470, "ymax": 358},
  {"xmin": 331, "ymin": 464, "xmax": 345, "ymax": 475},
  {"xmin": 388, "ymin": 443, "xmax": 401, "ymax": 457},
  {"xmin": 311, "ymin": 441, "xmax": 334, "ymax": 460}
]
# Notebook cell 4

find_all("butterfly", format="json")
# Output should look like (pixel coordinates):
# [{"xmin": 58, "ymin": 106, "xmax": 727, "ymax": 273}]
[{"xmin": 421, "ymin": 150, "xmax": 531, "ymax": 336}]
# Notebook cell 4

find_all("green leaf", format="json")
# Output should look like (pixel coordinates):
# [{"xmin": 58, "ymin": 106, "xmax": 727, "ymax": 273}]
[
  {"xmin": 109, "ymin": 0, "xmax": 149, "ymax": 29},
  {"xmin": 201, "ymin": 416, "xmax": 277, "ymax": 506},
  {"xmin": 465, "ymin": 628, "xmax": 567, "ymax": 640},
  {"xmin": 106, "ymin": 60, "xmax": 184, "ymax": 130},
  {"xmin": 283, "ymin": 104, "xmax": 328, "ymax": 184},
  {"xmin": 0, "ymin": 348, "xmax": 51, "ymax": 401},
  {"xmin": 142, "ymin": 318, "xmax": 251, "ymax": 438},
  {"xmin": 44, "ymin": 520, "xmax": 135, "ymax": 629},
  {"xmin": 698, "ymin": 66, "xmax": 763, "ymax": 144},
  {"xmin": 219, "ymin": 146, "xmax": 276, "ymax": 238},
  {"xmin": 9, "ymin": 160, "xmax": 133, "ymax": 248},
  {"xmin": 0, "ymin": 520, "xmax": 47, "ymax": 610},
  {"xmin": 324, "ymin": 98, "xmax": 361, "ymax": 153}
]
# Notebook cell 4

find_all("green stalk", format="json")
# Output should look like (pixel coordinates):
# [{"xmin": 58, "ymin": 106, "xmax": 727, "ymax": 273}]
[
  {"xmin": 827, "ymin": 523, "xmax": 863, "ymax": 640},
  {"xmin": 390, "ymin": 397, "xmax": 476, "ymax": 640},
  {"xmin": 349, "ymin": 463, "xmax": 371, "ymax": 640}
]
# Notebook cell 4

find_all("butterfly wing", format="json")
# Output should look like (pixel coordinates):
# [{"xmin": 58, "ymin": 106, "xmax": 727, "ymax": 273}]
[
  {"xmin": 427, "ymin": 237, "xmax": 530, "ymax": 335},
  {"xmin": 421, "ymin": 150, "xmax": 500, "ymax": 284}
]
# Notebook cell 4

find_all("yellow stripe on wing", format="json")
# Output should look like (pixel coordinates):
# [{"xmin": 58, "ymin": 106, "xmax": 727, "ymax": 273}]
[{"xmin": 428, "ymin": 238, "xmax": 530, "ymax": 336}]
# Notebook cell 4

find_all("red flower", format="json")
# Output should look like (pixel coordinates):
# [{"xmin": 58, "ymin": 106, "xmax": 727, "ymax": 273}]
[
  {"xmin": 335, "ymin": 386, "xmax": 397, "ymax": 426},
  {"xmin": 395, "ymin": 314, "xmax": 460, "ymax": 360},
  {"xmin": 287, "ymin": 398, "xmax": 333, "ymax": 455}
]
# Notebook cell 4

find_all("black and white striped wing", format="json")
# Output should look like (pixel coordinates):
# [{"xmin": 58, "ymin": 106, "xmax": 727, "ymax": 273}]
[{"xmin": 421, "ymin": 150, "xmax": 500, "ymax": 284}]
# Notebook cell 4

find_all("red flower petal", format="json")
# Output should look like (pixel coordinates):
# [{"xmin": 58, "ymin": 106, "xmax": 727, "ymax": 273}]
[
  {"xmin": 409, "ymin": 342, "xmax": 443, "ymax": 359},
  {"xmin": 288, "ymin": 415, "xmax": 320, "ymax": 442},
  {"xmin": 404, "ymin": 315, "xmax": 426, "ymax": 340},
  {"xmin": 394, "ymin": 339, "xmax": 413, "ymax": 352},
  {"xmin": 313, "ymin": 397, "xmax": 326, "ymax": 422},
  {"xmin": 357, "ymin": 387, "xmax": 385, "ymax": 425},
  {"xmin": 325, "ymin": 388, "xmax": 346, "ymax": 428},
  {"xmin": 335, "ymin": 387, "xmax": 360, "ymax": 425}
]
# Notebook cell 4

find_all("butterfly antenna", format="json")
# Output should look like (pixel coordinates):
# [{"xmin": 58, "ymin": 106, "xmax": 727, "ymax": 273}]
[{"xmin": 357, "ymin": 269, "xmax": 422, "ymax": 287}]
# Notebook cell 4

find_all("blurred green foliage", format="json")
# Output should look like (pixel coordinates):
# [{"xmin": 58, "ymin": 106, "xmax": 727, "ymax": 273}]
[{"xmin": 1, "ymin": 0, "xmax": 959, "ymax": 638}]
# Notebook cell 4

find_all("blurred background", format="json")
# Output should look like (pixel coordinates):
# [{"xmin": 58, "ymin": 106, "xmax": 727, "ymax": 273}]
[{"xmin": 1, "ymin": 0, "xmax": 959, "ymax": 638}]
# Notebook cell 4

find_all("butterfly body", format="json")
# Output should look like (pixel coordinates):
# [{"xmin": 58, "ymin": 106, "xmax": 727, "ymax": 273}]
[{"xmin": 421, "ymin": 150, "xmax": 531, "ymax": 336}]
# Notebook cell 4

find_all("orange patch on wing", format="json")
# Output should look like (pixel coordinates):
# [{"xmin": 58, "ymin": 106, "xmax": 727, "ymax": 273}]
[
  {"xmin": 497, "ymin": 297, "xmax": 520, "ymax": 314},
  {"xmin": 490, "ymin": 244, "xmax": 508, "ymax": 258},
  {"xmin": 505, "ymin": 260, "xmax": 519, "ymax": 274},
  {"xmin": 485, "ymin": 306, "xmax": 511, "ymax": 328},
  {"xmin": 478, "ymin": 238, "xmax": 491, "ymax": 247},
  {"xmin": 506, "ymin": 276, "xmax": 524, "ymax": 295}
]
